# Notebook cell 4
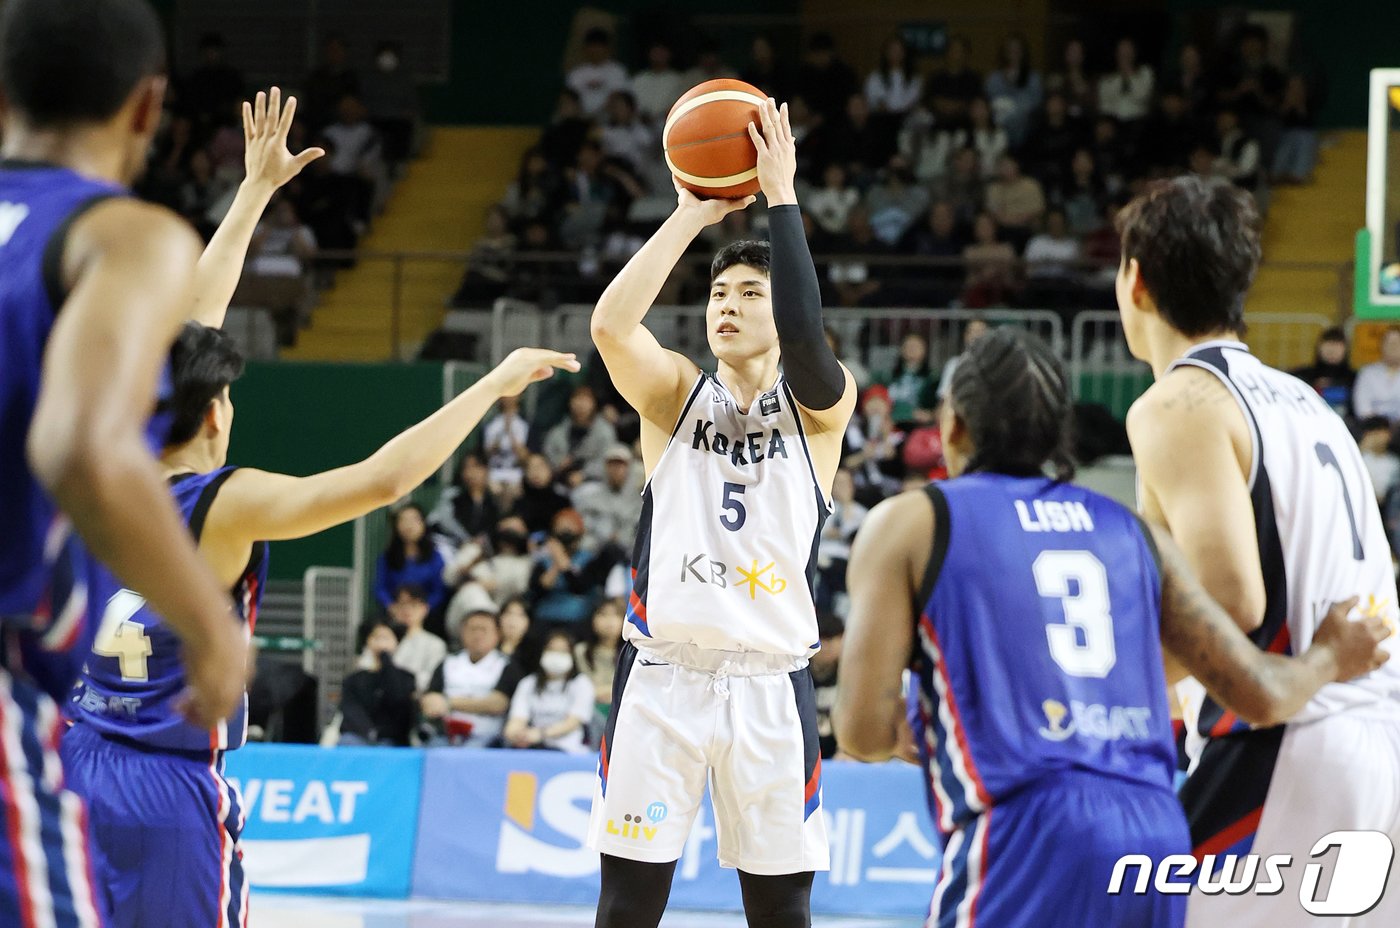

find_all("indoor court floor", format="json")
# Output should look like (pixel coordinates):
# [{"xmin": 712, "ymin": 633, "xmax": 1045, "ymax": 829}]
[{"xmin": 255, "ymin": 894, "xmax": 916, "ymax": 927}]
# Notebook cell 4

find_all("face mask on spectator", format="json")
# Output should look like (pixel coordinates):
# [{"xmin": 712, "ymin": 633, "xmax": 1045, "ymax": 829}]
[
  {"xmin": 497, "ymin": 530, "xmax": 527, "ymax": 551},
  {"xmin": 556, "ymin": 531, "xmax": 581, "ymax": 548},
  {"xmin": 540, "ymin": 651, "xmax": 573, "ymax": 677}
]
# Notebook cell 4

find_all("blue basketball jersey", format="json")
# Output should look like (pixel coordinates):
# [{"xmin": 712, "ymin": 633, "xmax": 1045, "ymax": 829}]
[
  {"xmin": 70, "ymin": 467, "xmax": 267, "ymax": 753},
  {"xmin": 911, "ymin": 473, "xmax": 1176, "ymax": 836}
]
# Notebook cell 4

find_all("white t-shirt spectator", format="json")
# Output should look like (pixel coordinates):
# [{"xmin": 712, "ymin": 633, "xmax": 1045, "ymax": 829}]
[
  {"xmin": 567, "ymin": 60, "xmax": 631, "ymax": 116},
  {"xmin": 1363, "ymin": 449, "xmax": 1400, "ymax": 503},
  {"xmin": 807, "ymin": 186, "xmax": 860, "ymax": 236},
  {"xmin": 433, "ymin": 649, "xmax": 519, "ymax": 746},
  {"xmin": 507, "ymin": 673, "xmax": 595, "ymax": 753},
  {"xmin": 323, "ymin": 120, "xmax": 383, "ymax": 175},
  {"xmin": 972, "ymin": 126, "xmax": 1009, "ymax": 178},
  {"xmin": 484, "ymin": 412, "xmax": 530, "ymax": 487},
  {"xmin": 1354, "ymin": 363, "xmax": 1400, "ymax": 421},
  {"xmin": 1097, "ymin": 66, "xmax": 1155, "ymax": 122},
  {"xmin": 250, "ymin": 222, "xmax": 317, "ymax": 277},
  {"xmin": 394, "ymin": 629, "xmax": 447, "ymax": 693},
  {"xmin": 865, "ymin": 70, "xmax": 923, "ymax": 114},
  {"xmin": 632, "ymin": 69, "xmax": 686, "ymax": 124},
  {"xmin": 600, "ymin": 120, "xmax": 655, "ymax": 169},
  {"xmin": 1024, "ymin": 233, "xmax": 1081, "ymax": 279}
]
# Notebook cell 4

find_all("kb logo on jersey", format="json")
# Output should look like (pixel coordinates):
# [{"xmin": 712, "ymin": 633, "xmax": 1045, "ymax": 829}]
[{"xmin": 682, "ymin": 554, "xmax": 788, "ymax": 599}]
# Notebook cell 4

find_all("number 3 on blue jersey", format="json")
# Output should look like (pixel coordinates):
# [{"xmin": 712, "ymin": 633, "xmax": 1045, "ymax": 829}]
[
  {"xmin": 1034, "ymin": 550, "xmax": 1116, "ymax": 678},
  {"xmin": 93, "ymin": 588, "xmax": 154, "ymax": 682}
]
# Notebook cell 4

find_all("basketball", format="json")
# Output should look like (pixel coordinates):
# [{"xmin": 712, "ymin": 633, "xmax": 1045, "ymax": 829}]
[{"xmin": 663, "ymin": 78, "xmax": 767, "ymax": 199}]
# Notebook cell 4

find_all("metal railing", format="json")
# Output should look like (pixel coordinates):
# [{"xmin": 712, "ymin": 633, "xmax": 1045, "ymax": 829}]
[{"xmin": 303, "ymin": 567, "xmax": 359, "ymax": 732}]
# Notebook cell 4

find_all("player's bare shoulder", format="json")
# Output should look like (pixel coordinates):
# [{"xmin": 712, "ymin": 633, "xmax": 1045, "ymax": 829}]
[
  {"xmin": 63, "ymin": 198, "xmax": 201, "ymax": 283},
  {"xmin": 1127, "ymin": 366, "xmax": 1245, "ymax": 447}
]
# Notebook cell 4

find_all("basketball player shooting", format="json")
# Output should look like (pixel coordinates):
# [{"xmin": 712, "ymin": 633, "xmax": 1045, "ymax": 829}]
[{"xmin": 586, "ymin": 98, "xmax": 856, "ymax": 928}]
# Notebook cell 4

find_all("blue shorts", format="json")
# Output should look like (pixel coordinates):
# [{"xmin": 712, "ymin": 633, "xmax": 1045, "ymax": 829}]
[
  {"xmin": 0, "ymin": 674, "xmax": 103, "ymax": 927},
  {"xmin": 929, "ymin": 770, "xmax": 1189, "ymax": 928},
  {"xmin": 60, "ymin": 724, "xmax": 247, "ymax": 928}
]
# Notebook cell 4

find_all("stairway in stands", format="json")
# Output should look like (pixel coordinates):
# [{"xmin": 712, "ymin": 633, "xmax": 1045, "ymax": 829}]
[{"xmin": 284, "ymin": 126, "xmax": 538, "ymax": 361}]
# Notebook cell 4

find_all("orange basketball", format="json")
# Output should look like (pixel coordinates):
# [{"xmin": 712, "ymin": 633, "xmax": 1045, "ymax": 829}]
[{"xmin": 663, "ymin": 79, "xmax": 767, "ymax": 199}]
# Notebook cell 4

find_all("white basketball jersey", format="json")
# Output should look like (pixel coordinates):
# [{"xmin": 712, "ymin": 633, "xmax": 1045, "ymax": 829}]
[
  {"xmin": 1170, "ymin": 341, "xmax": 1400, "ymax": 751},
  {"xmin": 625, "ymin": 373, "xmax": 830, "ymax": 657}
]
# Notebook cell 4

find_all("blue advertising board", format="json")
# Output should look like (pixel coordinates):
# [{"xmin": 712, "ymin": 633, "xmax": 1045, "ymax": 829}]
[
  {"xmin": 412, "ymin": 748, "xmax": 942, "ymax": 918},
  {"xmin": 225, "ymin": 743, "xmax": 423, "ymax": 897}
]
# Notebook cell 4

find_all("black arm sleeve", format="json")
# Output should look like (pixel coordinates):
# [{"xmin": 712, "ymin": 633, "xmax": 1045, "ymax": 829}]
[{"xmin": 769, "ymin": 204, "xmax": 846, "ymax": 411}]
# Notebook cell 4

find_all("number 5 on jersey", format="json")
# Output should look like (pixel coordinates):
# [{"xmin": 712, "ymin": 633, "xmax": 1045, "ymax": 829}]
[
  {"xmin": 721, "ymin": 481, "xmax": 747, "ymax": 531},
  {"xmin": 93, "ymin": 588, "xmax": 153, "ymax": 682}
]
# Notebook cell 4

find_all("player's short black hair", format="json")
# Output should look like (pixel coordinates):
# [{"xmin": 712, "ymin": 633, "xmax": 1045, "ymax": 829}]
[
  {"xmin": 356, "ymin": 618, "xmax": 403, "ymax": 653},
  {"xmin": 711, "ymin": 240, "xmax": 771, "ymax": 282},
  {"xmin": 0, "ymin": 0, "xmax": 166, "ymax": 127},
  {"xmin": 1116, "ymin": 175, "xmax": 1260, "ymax": 337},
  {"xmin": 162, "ymin": 322, "xmax": 246, "ymax": 448},
  {"xmin": 1320, "ymin": 326, "xmax": 1346, "ymax": 343},
  {"xmin": 949, "ymin": 328, "xmax": 1075, "ymax": 481}
]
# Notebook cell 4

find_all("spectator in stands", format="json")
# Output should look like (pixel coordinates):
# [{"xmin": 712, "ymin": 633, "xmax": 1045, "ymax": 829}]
[
  {"xmin": 796, "ymin": 32, "xmax": 859, "ymax": 127},
  {"xmin": 375, "ymin": 504, "xmax": 447, "ymax": 611},
  {"xmin": 304, "ymin": 35, "xmax": 361, "ymax": 132},
  {"xmin": 817, "ymin": 468, "xmax": 867, "ymax": 609},
  {"xmin": 421, "ymin": 610, "xmax": 523, "ymax": 747},
  {"xmin": 1139, "ymin": 87, "xmax": 1199, "ymax": 177},
  {"xmin": 576, "ymin": 599, "xmax": 624, "ymax": 732},
  {"xmin": 451, "ymin": 205, "xmax": 517, "ymax": 307},
  {"xmin": 1273, "ymin": 75, "xmax": 1319, "ymax": 184},
  {"xmin": 183, "ymin": 33, "xmax": 245, "ymax": 136},
  {"xmin": 1359, "ymin": 417, "xmax": 1400, "ymax": 504},
  {"xmin": 932, "ymin": 146, "xmax": 985, "ymax": 226},
  {"xmin": 292, "ymin": 138, "xmax": 361, "ymax": 255},
  {"xmin": 362, "ymin": 40, "xmax": 418, "ymax": 169},
  {"xmin": 683, "ymin": 38, "xmax": 738, "ymax": 85},
  {"xmin": 848, "ymin": 385, "xmax": 904, "ymax": 504},
  {"xmin": 865, "ymin": 155, "xmax": 929, "ymax": 246},
  {"xmin": 905, "ymin": 199, "xmax": 966, "ymax": 258},
  {"xmin": 180, "ymin": 149, "xmax": 229, "ymax": 239},
  {"xmin": 1188, "ymin": 143, "xmax": 1217, "ymax": 179},
  {"xmin": 573, "ymin": 445, "xmax": 642, "ymax": 552},
  {"xmin": 247, "ymin": 197, "xmax": 317, "ymax": 280},
  {"xmin": 484, "ymin": 394, "xmax": 531, "ymax": 493},
  {"xmin": 1354, "ymin": 327, "xmax": 1400, "ymax": 423},
  {"xmin": 1097, "ymin": 37, "xmax": 1154, "ymax": 128},
  {"xmin": 1046, "ymin": 38, "xmax": 1094, "ymax": 119},
  {"xmin": 540, "ymin": 89, "xmax": 593, "ymax": 170},
  {"xmin": 513, "ymin": 453, "xmax": 571, "ymax": 534},
  {"xmin": 206, "ymin": 102, "xmax": 250, "ymax": 179},
  {"xmin": 496, "ymin": 599, "xmax": 532, "ymax": 662},
  {"xmin": 429, "ymin": 452, "xmax": 500, "ymax": 547},
  {"xmin": 445, "ymin": 518, "xmax": 535, "ymax": 635},
  {"xmin": 1024, "ymin": 207, "xmax": 1081, "ymax": 286},
  {"xmin": 1080, "ymin": 198, "xmax": 1126, "ymax": 289},
  {"xmin": 1062, "ymin": 148, "xmax": 1106, "ymax": 236},
  {"xmin": 1023, "ymin": 91, "xmax": 1084, "ymax": 193},
  {"xmin": 1091, "ymin": 115, "xmax": 1129, "ymax": 194},
  {"xmin": 984, "ymin": 34, "xmax": 1043, "ymax": 148},
  {"xmin": 985, "ymin": 154, "xmax": 1046, "ymax": 248},
  {"xmin": 865, "ymin": 36, "xmax": 922, "ymax": 117},
  {"xmin": 925, "ymin": 35, "xmax": 981, "ymax": 129},
  {"xmin": 882, "ymin": 333, "xmax": 938, "ymax": 426},
  {"xmin": 899, "ymin": 103, "xmax": 967, "ymax": 184},
  {"xmin": 502, "ymin": 148, "xmax": 563, "ymax": 232},
  {"xmin": 968, "ymin": 97, "xmax": 1009, "ymax": 179},
  {"xmin": 825, "ymin": 326, "xmax": 872, "ymax": 391},
  {"xmin": 543, "ymin": 385, "xmax": 618, "ymax": 485},
  {"xmin": 599, "ymin": 91, "xmax": 654, "ymax": 171},
  {"xmin": 1219, "ymin": 25, "xmax": 1284, "ymax": 125},
  {"xmin": 830, "ymin": 93, "xmax": 892, "ymax": 185},
  {"xmin": 529, "ymin": 509, "xmax": 607, "ymax": 628},
  {"xmin": 504, "ymin": 630, "xmax": 595, "ymax": 753},
  {"xmin": 1213, "ymin": 106, "xmax": 1261, "ymax": 191},
  {"xmin": 631, "ymin": 40, "xmax": 685, "ymax": 125},
  {"xmin": 827, "ymin": 205, "xmax": 886, "ymax": 307},
  {"xmin": 389, "ymin": 585, "xmax": 446, "ymax": 693},
  {"xmin": 810, "ymin": 611, "xmax": 844, "ymax": 758},
  {"xmin": 936, "ymin": 316, "xmax": 990, "ymax": 401},
  {"xmin": 559, "ymin": 141, "xmax": 615, "ymax": 249},
  {"xmin": 1170, "ymin": 42, "xmax": 1212, "ymax": 115},
  {"xmin": 1290, "ymin": 326, "xmax": 1356, "ymax": 418},
  {"xmin": 740, "ymin": 34, "xmax": 790, "ymax": 102},
  {"xmin": 962, "ymin": 212, "xmax": 1020, "ymax": 307},
  {"xmin": 808, "ymin": 163, "xmax": 860, "ymax": 237},
  {"xmin": 567, "ymin": 28, "xmax": 630, "ymax": 117},
  {"xmin": 322, "ymin": 94, "xmax": 385, "ymax": 222},
  {"xmin": 339, "ymin": 620, "xmax": 418, "ymax": 746}
]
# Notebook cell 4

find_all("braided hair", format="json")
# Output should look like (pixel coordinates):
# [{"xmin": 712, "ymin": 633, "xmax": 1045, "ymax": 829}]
[{"xmin": 947, "ymin": 328, "xmax": 1076, "ymax": 481}]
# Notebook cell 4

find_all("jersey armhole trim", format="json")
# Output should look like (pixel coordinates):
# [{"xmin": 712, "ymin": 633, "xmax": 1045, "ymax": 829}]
[
  {"xmin": 188, "ymin": 467, "xmax": 239, "ymax": 543},
  {"xmin": 782, "ymin": 381, "xmax": 830, "ymax": 510},
  {"xmin": 641, "ymin": 374, "xmax": 708, "ymax": 494},
  {"xmin": 42, "ymin": 192, "xmax": 121, "ymax": 314},
  {"xmin": 917, "ymin": 483, "xmax": 951, "ymax": 610}
]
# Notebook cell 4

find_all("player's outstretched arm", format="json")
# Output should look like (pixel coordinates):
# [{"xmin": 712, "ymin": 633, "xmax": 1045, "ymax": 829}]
[
  {"xmin": 589, "ymin": 181, "xmax": 748, "ymax": 427},
  {"xmin": 835, "ymin": 491, "xmax": 928, "ymax": 762},
  {"xmin": 190, "ymin": 87, "xmax": 324, "ymax": 328},
  {"xmin": 1152, "ymin": 522, "xmax": 1390, "ymax": 727},
  {"xmin": 200, "ymin": 349, "xmax": 578, "ymax": 579},
  {"xmin": 27, "ymin": 200, "xmax": 245, "ymax": 728},
  {"xmin": 749, "ymin": 98, "xmax": 856, "ymax": 437},
  {"xmin": 1127, "ymin": 369, "xmax": 1266, "ymax": 632}
]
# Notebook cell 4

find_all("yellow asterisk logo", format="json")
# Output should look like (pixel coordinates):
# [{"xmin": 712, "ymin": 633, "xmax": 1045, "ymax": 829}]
[
  {"xmin": 1362, "ymin": 594, "xmax": 1397, "ymax": 636},
  {"xmin": 735, "ymin": 560, "xmax": 788, "ymax": 599}
]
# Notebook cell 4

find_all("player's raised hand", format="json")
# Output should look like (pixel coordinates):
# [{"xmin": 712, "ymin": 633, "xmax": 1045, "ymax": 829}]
[
  {"xmin": 174, "ymin": 607, "xmax": 249, "ymax": 729},
  {"xmin": 747, "ymin": 97, "xmax": 798, "ymax": 206},
  {"xmin": 242, "ymin": 86, "xmax": 325, "ymax": 193},
  {"xmin": 1312, "ymin": 596, "xmax": 1392, "ymax": 682},
  {"xmin": 673, "ymin": 175, "xmax": 756, "ymax": 227},
  {"xmin": 488, "ymin": 348, "xmax": 581, "ymax": 397}
]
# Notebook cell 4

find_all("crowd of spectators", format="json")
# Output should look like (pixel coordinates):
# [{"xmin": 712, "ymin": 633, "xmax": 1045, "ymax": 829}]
[
  {"xmin": 139, "ymin": 32, "xmax": 420, "ymax": 343},
  {"xmin": 452, "ymin": 23, "xmax": 1319, "ymax": 323}
]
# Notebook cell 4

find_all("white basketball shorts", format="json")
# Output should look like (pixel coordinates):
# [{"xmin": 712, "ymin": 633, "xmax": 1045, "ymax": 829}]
[{"xmin": 586, "ymin": 640, "xmax": 830, "ymax": 875}]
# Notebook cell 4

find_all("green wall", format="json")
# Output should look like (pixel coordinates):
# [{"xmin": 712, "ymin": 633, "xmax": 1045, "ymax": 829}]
[{"xmin": 226, "ymin": 362, "xmax": 445, "ymax": 580}]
